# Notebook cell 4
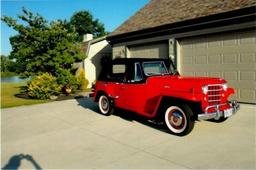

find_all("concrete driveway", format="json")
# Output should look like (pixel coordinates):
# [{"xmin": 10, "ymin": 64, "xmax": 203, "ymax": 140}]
[{"xmin": 1, "ymin": 98, "xmax": 255, "ymax": 169}]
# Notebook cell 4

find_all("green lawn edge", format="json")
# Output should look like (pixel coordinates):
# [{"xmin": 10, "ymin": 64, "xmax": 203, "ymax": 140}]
[{"xmin": 1, "ymin": 82, "xmax": 49, "ymax": 108}]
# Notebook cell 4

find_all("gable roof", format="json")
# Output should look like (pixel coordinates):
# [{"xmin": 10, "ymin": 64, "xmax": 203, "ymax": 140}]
[
  {"xmin": 81, "ymin": 36, "xmax": 107, "ymax": 55},
  {"xmin": 110, "ymin": 0, "xmax": 255, "ymax": 37}
]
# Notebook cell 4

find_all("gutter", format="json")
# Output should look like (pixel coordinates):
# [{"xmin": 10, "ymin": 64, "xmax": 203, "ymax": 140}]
[{"xmin": 107, "ymin": 6, "xmax": 256, "ymax": 44}]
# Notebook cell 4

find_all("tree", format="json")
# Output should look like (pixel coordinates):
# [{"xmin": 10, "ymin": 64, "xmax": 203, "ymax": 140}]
[
  {"xmin": 0, "ymin": 55, "xmax": 18, "ymax": 72},
  {"xmin": 1, "ymin": 55, "xmax": 8, "ymax": 72},
  {"xmin": 1, "ymin": 8, "xmax": 85, "ymax": 78},
  {"xmin": 70, "ymin": 10, "xmax": 107, "ymax": 41}
]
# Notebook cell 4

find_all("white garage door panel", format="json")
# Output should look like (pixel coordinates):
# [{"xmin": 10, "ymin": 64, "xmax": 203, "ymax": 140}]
[
  {"xmin": 129, "ymin": 43, "xmax": 168, "ymax": 58},
  {"xmin": 179, "ymin": 30, "xmax": 256, "ymax": 103}
]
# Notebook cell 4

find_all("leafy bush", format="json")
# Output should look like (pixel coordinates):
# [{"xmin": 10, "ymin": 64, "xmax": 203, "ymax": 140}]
[
  {"xmin": 26, "ymin": 68, "xmax": 88, "ymax": 98},
  {"xmin": 27, "ymin": 73, "xmax": 61, "ymax": 99},
  {"xmin": 56, "ymin": 69, "xmax": 80, "ymax": 93},
  {"xmin": 76, "ymin": 68, "xmax": 89, "ymax": 91}
]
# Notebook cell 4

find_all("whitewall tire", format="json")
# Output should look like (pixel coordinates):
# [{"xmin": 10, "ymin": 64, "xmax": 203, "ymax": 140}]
[
  {"xmin": 164, "ymin": 105, "xmax": 194, "ymax": 136},
  {"xmin": 99, "ymin": 95, "xmax": 113, "ymax": 115}
]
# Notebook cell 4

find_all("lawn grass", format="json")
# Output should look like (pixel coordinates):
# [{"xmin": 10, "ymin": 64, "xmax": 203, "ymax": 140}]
[
  {"xmin": 1, "ymin": 71, "xmax": 17, "ymax": 77},
  {"xmin": 1, "ymin": 82, "xmax": 49, "ymax": 108}
]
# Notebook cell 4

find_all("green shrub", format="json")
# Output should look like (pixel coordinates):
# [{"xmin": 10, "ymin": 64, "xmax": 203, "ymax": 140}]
[
  {"xmin": 76, "ymin": 68, "xmax": 89, "ymax": 91},
  {"xmin": 27, "ymin": 73, "xmax": 61, "ymax": 99},
  {"xmin": 56, "ymin": 69, "xmax": 80, "ymax": 93}
]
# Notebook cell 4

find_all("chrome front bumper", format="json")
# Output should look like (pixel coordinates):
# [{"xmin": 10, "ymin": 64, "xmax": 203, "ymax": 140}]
[{"xmin": 198, "ymin": 100, "xmax": 240, "ymax": 121}]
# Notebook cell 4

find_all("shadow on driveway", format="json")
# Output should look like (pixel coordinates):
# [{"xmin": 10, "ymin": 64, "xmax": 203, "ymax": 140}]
[
  {"xmin": 75, "ymin": 96, "xmax": 99, "ymax": 113},
  {"xmin": 75, "ymin": 97, "xmax": 171, "ymax": 134},
  {"xmin": 2, "ymin": 154, "xmax": 42, "ymax": 170}
]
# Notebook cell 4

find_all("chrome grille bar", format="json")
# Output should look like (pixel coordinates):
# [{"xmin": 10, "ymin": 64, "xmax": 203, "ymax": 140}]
[
  {"xmin": 209, "ymin": 94, "xmax": 221, "ymax": 97},
  {"xmin": 206, "ymin": 84, "xmax": 223, "ymax": 105}
]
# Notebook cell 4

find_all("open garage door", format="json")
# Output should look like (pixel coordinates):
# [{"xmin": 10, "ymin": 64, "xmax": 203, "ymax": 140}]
[{"xmin": 179, "ymin": 29, "xmax": 256, "ymax": 103}]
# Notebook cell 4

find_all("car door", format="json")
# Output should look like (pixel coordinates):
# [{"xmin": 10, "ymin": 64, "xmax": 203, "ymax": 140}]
[
  {"xmin": 108, "ymin": 63, "xmax": 128, "ymax": 109},
  {"xmin": 119, "ymin": 62, "xmax": 146, "ymax": 113}
]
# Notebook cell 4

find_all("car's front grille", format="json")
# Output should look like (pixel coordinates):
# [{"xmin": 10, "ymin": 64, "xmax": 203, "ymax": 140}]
[{"xmin": 207, "ymin": 84, "xmax": 223, "ymax": 105}]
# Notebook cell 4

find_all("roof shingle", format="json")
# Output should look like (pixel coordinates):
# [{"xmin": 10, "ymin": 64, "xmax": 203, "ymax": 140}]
[{"xmin": 110, "ymin": 0, "xmax": 256, "ymax": 36}]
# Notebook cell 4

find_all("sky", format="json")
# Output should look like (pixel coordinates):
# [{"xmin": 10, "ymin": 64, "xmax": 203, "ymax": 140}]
[{"xmin": 1, "ymin": 0, "xmax": 149, "ymax": 56}]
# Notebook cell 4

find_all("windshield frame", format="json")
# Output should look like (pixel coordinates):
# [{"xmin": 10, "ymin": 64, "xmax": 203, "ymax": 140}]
[{"xmin": 142, "ymin": 61, "xmax": 170, "ymax": 76}]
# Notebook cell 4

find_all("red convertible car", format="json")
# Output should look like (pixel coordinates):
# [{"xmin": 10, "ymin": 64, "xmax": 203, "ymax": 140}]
[{"xmin": 91, "ymin": 58, "xmax": 239, "ymax": 136}]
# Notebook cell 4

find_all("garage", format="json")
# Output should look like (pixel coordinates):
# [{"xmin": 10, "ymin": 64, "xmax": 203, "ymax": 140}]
[
  {"xmin": 129, "ymin": 43, "xmax": 168, "ymax": 59},
  {"xmin": 178, "ymin": 29, "xmax": 256, "ymax": 103},
  {"xmin": 107, "ymin": 0, "xmax": 255, "ymax": 104}
]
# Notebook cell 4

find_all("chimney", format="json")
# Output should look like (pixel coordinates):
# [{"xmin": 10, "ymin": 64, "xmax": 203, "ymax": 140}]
[{"xmin": 83, "ymin": 33, "xmax": 93, "ymax": 42}]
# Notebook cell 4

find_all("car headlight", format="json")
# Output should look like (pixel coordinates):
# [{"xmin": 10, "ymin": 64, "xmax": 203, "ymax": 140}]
[
  {"xmin": 222, "ymin": 83, "xmax": 228, "ymax": 91},
  {"xmin": 202, "ymin": 85, "xmax": 208, "ymax": 94}
]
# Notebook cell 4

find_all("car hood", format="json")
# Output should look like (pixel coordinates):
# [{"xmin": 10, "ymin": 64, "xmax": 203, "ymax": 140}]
[
  {"xmin": 172, "ymin": 76, "xmax": 226, "ymax": 85},
  {"xmin": 147, "ymin": 75, "xmax": 226, "ymax": 89}
]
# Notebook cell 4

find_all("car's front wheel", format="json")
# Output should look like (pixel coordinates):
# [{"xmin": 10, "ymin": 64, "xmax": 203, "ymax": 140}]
[
  {"xmin": 164, "ymin": 104, "xmax": 194, "ymax": 136},
  {"xmin": 98, "ymin": 95, "xmax": 114, "ymax": 115}
]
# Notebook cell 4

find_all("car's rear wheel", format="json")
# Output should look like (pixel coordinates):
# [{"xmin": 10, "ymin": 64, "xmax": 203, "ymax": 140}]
[
  {"xmin": 164, "ymin": 104, "xmax": 194, "ymax": 136},
  {"xmin": 99, "ymin": 95, "xmax": 114, "ymax": 115}
]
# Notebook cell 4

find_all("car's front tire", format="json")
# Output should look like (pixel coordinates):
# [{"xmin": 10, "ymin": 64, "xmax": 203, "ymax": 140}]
[
  {"xmin": 164, "ymin": 104, "xmax": 194, "ymax": 136},
  {"xmin": 98, "ymin": 95, "xmax": 114, "ymax": 116}
]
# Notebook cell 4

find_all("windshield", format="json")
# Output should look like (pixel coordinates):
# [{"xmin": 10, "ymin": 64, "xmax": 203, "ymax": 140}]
[{"xmin": 142, "ymin": 61, "xmax": 169, "ymax": 76}]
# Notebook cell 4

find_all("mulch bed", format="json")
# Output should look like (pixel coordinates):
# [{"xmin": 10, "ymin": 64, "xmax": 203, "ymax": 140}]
[{"xmin": 15, "ymin": 92, "xmax": 89, "ymax": 101}]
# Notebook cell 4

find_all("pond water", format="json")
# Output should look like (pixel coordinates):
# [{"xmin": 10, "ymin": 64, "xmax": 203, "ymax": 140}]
[{"xmin": 1, "ymin": 76, "xmax": 30, "ymax": 83}]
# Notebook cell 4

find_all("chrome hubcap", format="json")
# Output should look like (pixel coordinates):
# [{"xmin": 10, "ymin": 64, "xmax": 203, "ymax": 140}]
[
  {"xmin": 168, "ymin": 110, "xmax": 185, "ymax": 130},
  {"xmin": 101, "ymin": 97, "xmax": 109, "ymax": 111},
  {"xmin": 170, "ymin": 112, "xmax": 183, "ymax": 126}
]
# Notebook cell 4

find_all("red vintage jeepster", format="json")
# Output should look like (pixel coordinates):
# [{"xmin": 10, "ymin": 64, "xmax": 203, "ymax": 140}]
[{"xmin": 91, "ymin": 58, "xmax": 239, "ymax": 136}]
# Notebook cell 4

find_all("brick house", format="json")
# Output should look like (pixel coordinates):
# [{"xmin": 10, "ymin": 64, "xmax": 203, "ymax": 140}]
[{"xmin": 106, "ymin": 0, "xmax": 256, "ymax": 103}]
